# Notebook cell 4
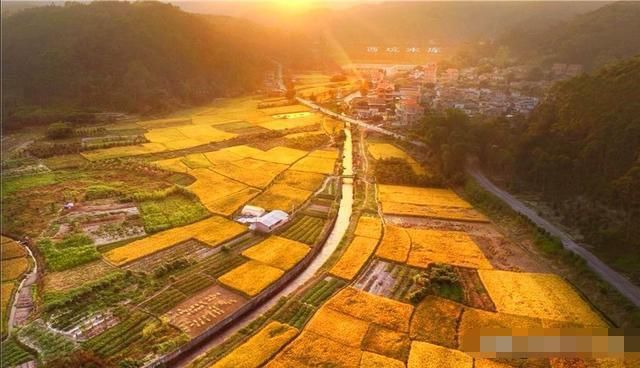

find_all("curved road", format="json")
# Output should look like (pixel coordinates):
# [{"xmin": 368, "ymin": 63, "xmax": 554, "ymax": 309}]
[
  {"xmin": 467, "ymin": 166, "xmax": 640, "ymax": 307},
  {"xmin": 283, "ymin": 62, "xmax": 640, "ymax": 307}
]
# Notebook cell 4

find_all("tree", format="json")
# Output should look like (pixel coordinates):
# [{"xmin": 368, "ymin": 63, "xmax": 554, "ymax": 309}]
[{"xmin": 46, "ymin": 122, "xmax": 74, "ymax": 139}]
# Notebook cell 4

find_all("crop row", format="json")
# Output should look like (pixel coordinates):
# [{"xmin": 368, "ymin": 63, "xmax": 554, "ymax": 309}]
[
  {"xmin": 172, "ymin": 273, "xmax": 216, "ymax": 295},
  {"xmin": 280, "ymin": 216, "xmax": 325, "ymax": 245},
  {"xmin": 140, "ymin": 287, "xmax": 188, "ymax": 315},
  {"xmin": 200, "ymin": 252, "xmax": 247, "ymax": 279},
  {"xmin": 273, "ymin": 300, "xmax": 315, "ymax": 329},
  {"xmin": 18, "ymin": 322, "xmax": 75, "ymax": 361},
  {"xmin": 389, "ymin": 265, "xmax": 419, "ymax": 302},
  {"xmin": 0, "ymin": 338, "xmax": 33, "ymax": 368},
  {"xmin": 84, "ymin": 312, "xmax": 151, "ymax": 357},
  {"xmin": 299, "ymin": 277, "xmax": 345, "ymax": 307}
]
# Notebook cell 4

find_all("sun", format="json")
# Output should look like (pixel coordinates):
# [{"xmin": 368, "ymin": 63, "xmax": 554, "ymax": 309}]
[{"xmin": 272, "ymin": 0, "xmax": 314, "ymax": 13}]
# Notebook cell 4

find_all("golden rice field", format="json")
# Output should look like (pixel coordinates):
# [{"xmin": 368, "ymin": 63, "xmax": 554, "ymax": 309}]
[
  {"xmin": 153, "ymin": 157, "xmax": 190, "ymax": 173},
  {"xmin": 188, "ymin": 168, "xmax": 256, "ymax": 215},
  {"xmin": 305, "ymin": 306, "xmax": 370, "ymax": 348},
  {"xmin": 104, "ymin": 216, "xmax": 246, "ymax": 266},
  {"xmin": 212, "ymin": 322, "xmax": 298, "ymax": 368},
  {"xmin": 325, "ymin": 287, "xmax": 414, "ymax": 332},
  {"xmin": 1, "ymin": 282, "xmax": 15, "ymax": 329},
  {"xmin": 353, "ymin": 216, "xmax": 382, "ymax": 240},
  {"xmin": 406, "ymin": 228, "xmax": 494, "ymax": 270},
  {"xmin": 218, "ymin": 260, "xmax": 284, "ymax": 297},
  {"xmin": 205, "ymin": 187, "xmax": 262, "ymax": 217},
  {"xmin": 360, "ymin": 351, "xmax": 405, "ymax": 368},
  {"xmin": 81, "ymin": 142, "xmax": 166, "ymax": 161},
  {"xmin": 241, "ymin": 236, "xmax": 310, "ymax": 271},
  {"xmin": 408, "ymin": 341, "xmax": 473, "ymax": 368},
  {"xmin": 309, "ymin": 149, "xmax": 339, "ymax": 160},
  {"xmin": 203, "ymin": 149, "xmax": 245, "ymax": 163},
  {"xmin": 259, "ymin": 104, "xmax": 311, "ymax": 115},
  {"xmin": 362, "ymin": 324, "xmax": 411, "ymax": 362},
  {"xmin": 290, "ymin": 155, "xmax": 336, "ymax": 175},
  {"xmin": 182, "ymin": 153, "xmax": 212, "ymax": 169},
  {"xmin": 210, "ymin": 159, "xmax": 288, "ymax": 189},
  {"xmin": 1, "ymin": 257, "xmax": 29, "ymax": 281},
  {"xmin": 378, "ymin": 185, "xmax": 489, "ymax": 222},
  {"xmin": 257, "ymin": 115, "xmax": 320, "ymax": 131},
  {"xmin": 1, "ymin": 237, "xmax": 26, "ymax": 260},
  {"xmin": 478, "ymin": 270, "xmax": 607, "ymax": 327},
  {"xmin": 375, "ymin": 225, "xmax": 411, "ymax": 263},
  {"xmin": 144, "ymin": 125, "xmax": 237, "ymax": 150},
  {"xmin": 378, "ymin": 185, "xmax": 472, "ymax": 208},
  {"xmin": 368, "ymin": 143, "xmax": 427, "ymax": 175},
  {"xmin": 381, "ymin": 202, "xmax": 489, "ymax": 223},
  {"xmin": 276, "ymin": 170, "xmax": 326, "ymax": 192},
  {"xmin": 265, "ymin": 331, "xmax": 362, "ymax": 368},
  {"xmin": 410, "ymin": 296, "xmax": 464, "ymax": 349},
  {"xmin": 220, "ymin": 145, "xmax": 308, "ymax": 165},
  {"xmin": 249, "ymin": 184, "xmax": 313, "ymax": 212},
  {"xmin": 329, "ymin": 236, "xmax": 379, "ymax": 281}
]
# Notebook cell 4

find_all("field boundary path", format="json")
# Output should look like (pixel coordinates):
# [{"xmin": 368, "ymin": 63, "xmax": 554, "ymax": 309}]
[
  {"xmin": 278, "ymin": 61, "xmax": 640, "ymax": 306},
  {"xmin": 467, "ymin": 166, "xmax": 640, "ymax": 307},
  {"xmin": 8, "ymin": 242, "xmax": 38, "ymax": 337}
]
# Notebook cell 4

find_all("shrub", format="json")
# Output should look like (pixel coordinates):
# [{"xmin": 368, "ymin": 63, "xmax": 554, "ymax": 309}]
[{"xmin": 46, "ymin": 122, "xmax": 75, "ymax": 139}]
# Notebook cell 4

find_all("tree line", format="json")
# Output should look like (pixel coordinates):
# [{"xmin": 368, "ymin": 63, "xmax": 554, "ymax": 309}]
[{"xmin": 415, "ymin": 56, "xmax": 640, "ymax": 281}]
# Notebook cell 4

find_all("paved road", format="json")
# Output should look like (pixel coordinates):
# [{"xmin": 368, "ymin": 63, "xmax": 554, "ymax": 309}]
[
  {"xmin": 467, "ymin": 166, "xmax": 640, "ymax": 307},
  {"xmin": 280, "ymin": 62, "xmax": 640, "ymax": 307},
  {"xmin": 295, "ymin": 96, "xmax": 426, "ymax": 147}
]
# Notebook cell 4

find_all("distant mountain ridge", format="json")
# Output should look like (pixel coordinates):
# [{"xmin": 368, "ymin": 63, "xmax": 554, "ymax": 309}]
[{"xmin": 501, "ymin": 1, "xmax": 640, "ymax": 69}]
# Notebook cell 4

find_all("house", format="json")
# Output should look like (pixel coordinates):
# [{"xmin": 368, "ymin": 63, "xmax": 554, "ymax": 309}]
[
  {"xmin": 255, "ymin": 210, "xmax": 289, "ymax": 233},
  {"xmin": 422, "ymin": 63, "xmax": 438, "ymax": 84},
  {"xmin": 395, "ymin": 98, "xmax": 424, "ymax": 125},
  {"xmin": 241, "ymin": 205, "xmax": 266, "ymax": 217}
]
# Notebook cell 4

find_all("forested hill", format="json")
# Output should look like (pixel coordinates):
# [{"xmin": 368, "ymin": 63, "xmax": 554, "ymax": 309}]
[
  {"xmin": 290, "ymin": 1, "xmax": 605, "ymax": 44},
  {"xmin": 1, "ymin": 2, "xmax": 270, "ymax": 121},
  {"xmin": 481, "ymin": 56, "xmax": 640, "ymax": 280},
  {"xmin": 417, "ymin": 56, "xmax": 640, "ymax": 280},
  {"xmin": 501, "ymin": 1, "xmax": 640, "ymax": 70},
  {"xmin": 515, "ymin": 56, "xmax": 640, "ymax": 203}
]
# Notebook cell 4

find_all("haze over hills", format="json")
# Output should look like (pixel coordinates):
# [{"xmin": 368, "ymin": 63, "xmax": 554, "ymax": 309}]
[
  {"xmin": 2, "ymin": 1, "xmax": 640, "ymax": 367},
  {"xmin": 501, "ymin": 1, "xmax": 640, "ymax": 69}
]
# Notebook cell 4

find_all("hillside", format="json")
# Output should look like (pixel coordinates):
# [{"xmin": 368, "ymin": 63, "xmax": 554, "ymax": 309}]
[
  {"xmin": 501, "ymin": 1, "xmax": 640, "ymax": 69},
  {"xmin": 1, "ymin": 2, "xmax": 270, "ymax": 125},
  {"xmin": 477, "ymin": 56, "xmax": 640, "ymax": 282}
]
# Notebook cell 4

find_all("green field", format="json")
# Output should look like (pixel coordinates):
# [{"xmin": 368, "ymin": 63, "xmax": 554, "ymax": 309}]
[{"xmin": 138, "ymin": 193, "xmax": 210, "ymax": 233}]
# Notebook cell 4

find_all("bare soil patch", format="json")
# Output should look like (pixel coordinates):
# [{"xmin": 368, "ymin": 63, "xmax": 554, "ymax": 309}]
[
  {"xmin": 163, "ymin": 283, "xmax": 247, "ymax": 337},
  {"xmin": 384, "ymin": 216, "xmax": 547, "ymax": 273}
]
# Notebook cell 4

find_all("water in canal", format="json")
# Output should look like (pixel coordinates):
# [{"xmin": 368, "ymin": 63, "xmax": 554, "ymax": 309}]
[{"xmin": 174, "ymin": 125, "xmax": 355, "ymax": 367}]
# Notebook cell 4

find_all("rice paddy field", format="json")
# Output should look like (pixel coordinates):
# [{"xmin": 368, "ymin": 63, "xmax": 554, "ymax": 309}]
[
  {"xmin": 368, "ymin": 142, "xmax": 427, "ymax": 175},
  {"xmin": 478, "ymin": 270, "xmax": 607, "ymax": 327},
  {"xmin": 329, "ymin": 236, "xmax": 379, "ymax": 281},
  {"xmin": 104, "ymin": 216, "xmax": 246, "ymax": 266},
  {"xmin": 3, "ymin": 85, "xmax": 625, "ymax": 368},
  {"xmin": 379, "ymin": 184, "xmax": 489, "ymax": 222}
]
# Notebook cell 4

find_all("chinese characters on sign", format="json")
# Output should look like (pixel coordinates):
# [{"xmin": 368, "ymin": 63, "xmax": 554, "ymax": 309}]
[{"xmin": 366, "ymin": 46, "xmax": 440, "ymax": 54}]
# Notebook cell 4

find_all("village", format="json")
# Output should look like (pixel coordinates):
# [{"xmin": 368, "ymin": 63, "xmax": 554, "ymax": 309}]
[{"xmin": 333, "ymin": 61, "xmax": 584, "ymax": 126}]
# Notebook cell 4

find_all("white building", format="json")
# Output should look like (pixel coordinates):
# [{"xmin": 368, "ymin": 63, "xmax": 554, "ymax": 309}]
[
  {"xmin": 241, "ymin": 205, "xmax": 266, "ymax": 217},
  {"xmin": 255, "ymin": 210, "xmax": 289, "ymax": 233}
]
